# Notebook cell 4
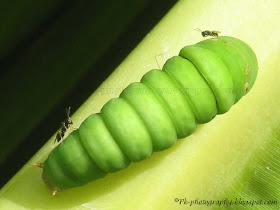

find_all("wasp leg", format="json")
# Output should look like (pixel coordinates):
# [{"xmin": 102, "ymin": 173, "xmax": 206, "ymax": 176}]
[
  {"xmin": 54, "ymin": 131, "xmax": 63, "ymax": 143},
  {"xmin": 54, "ymin": 136, "xmax": 58, "ymax": 144},
  {"xmin": 62, "ymin": 124, "xmax": 67, "ymax": 130},
  {"xmin": 70, "ymin": 125, "xmax": 78, "ymax": 131}
]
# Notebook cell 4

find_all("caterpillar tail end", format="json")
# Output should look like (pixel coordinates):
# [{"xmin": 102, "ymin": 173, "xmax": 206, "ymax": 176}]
[
  {"xmin": 42, "ymin": 173, "xmax": 59, "ymax": 196},
  {"xmin": 33, "ymin": 163, "xmax": 58, "ymax": 195}
]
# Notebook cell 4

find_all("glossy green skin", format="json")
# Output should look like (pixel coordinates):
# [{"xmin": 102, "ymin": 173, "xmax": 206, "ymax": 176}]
[{"xmin": 42, "ymin": 36, "xmax": 258, "ymax": 191}]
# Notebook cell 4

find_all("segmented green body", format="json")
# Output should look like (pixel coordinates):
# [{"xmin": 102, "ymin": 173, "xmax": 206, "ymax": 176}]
[{"xmin": 42, "ymin": 36, "xmax": 258, "ymax": 192}]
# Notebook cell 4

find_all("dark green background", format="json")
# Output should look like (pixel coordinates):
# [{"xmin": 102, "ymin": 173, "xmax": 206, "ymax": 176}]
[{"xmin": 0, "ymin": 0, "xmax": 177, "ymax": 188}]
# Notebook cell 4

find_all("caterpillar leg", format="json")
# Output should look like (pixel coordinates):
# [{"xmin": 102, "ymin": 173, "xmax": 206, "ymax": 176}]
[
  {"xmin": 33, "ymin": 163, "xmax": 43, "ymax": 168},
  {"xmin": 155, "ymin": 49, "xmax": 168, "ymax": 69},
  {"xmin": 52, "ymin": 189, "xmax": 57, "ymax": 196}
]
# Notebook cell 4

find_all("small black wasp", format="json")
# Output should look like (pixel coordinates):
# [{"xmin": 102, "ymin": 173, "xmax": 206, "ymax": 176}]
[
  {"xmin": 54, "ymin": 107, "xmax": 73, "ymax": 143},
  {"xmin": 195, "ymin": 28, "xmax": 221, "ymax": 37}
]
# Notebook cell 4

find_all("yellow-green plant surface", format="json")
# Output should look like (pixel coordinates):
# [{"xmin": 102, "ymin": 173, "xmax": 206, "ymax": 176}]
[{"xmin": 0, "ymin": 0, "xmax": 279, "ymax": 209}]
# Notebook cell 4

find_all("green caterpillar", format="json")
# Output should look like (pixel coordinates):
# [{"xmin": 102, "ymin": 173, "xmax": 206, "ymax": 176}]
[{"xmin": 36, "ymin": 36, "xmax": 258, "ymax": 195}]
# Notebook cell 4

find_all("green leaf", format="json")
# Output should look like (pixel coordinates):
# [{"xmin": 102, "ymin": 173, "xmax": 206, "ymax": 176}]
[{"xmin": 0, "ymin": 0, "xmax": 279, "ymax": 209}]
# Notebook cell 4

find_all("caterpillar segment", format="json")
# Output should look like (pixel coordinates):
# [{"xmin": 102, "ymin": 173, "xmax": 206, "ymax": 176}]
[{"xmin": 36, "ymin": 36, "xmax": 258, "ymax": 194}]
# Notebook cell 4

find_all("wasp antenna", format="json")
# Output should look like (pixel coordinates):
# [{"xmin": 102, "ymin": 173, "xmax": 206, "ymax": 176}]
[
  {"xmin": 52, "ymin": 189, "xmax": 58, "ymax": 196},
  {"xmin": 33, "ymin": 163, "xmax": 43, "ymax": 168},
  {"xmin": 194, "ymin": 28, "xmax": 202, "ymax": 32},
  {"xmin": 66, "ymin": 107, "xmax": 71, "ymax": 117}
]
